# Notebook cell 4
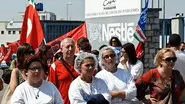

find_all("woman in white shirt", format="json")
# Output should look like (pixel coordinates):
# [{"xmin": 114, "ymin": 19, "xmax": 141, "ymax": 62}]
[
  {"xmin": 117, "ymin": 43, "xmax": 144, "ymax": 80},
  {"xmin": 68, "ymin": 52, "xmax": 111, "ymax": 104},
  {"xmin": 96, "ymin": 46, "xmax": 137, "ymax": 104},
  {"xmin": 11, "ymin": 55, "xmax": 63, "ymax": 104}
]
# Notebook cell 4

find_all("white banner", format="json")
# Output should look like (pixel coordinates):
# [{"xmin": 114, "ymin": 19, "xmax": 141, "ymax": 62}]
[
  {"xmin": 85, "ymin": 0, "xmax": 141, "ymax": 18},
  {"xmin": 85, "ymin": 0, "xmax": 141, "ymax": 50}
]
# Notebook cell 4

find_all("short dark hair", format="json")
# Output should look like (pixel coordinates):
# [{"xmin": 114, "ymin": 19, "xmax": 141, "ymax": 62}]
[
  {"xmin": 77, "ymin": 37, "xmax": 89, "ymax": 48},
  {"xmin": 17, "ymin": 43, "xmax": 35, "ymax": 70},
  {"xmin": 23, "ymin": 55, "xmax": 42, "ymax": 71},
  {"xmin": 54, "ymin": 52, "xmax": 63, "ymax": 60},
  {"xmin": 169, "ymin": 34, "xmax": 181, "ymax": 47},
  {"xmin": 36, "ymin": 45, "xmax": 52, "ymax": 62},
  {"xmin": 99, "ymin": 45, "xmax": 107, "ymax": 50},
  {"xmin": 91, "ymin": 50, "xmax": 99, "ymax": 56},
  {"xmin": 77, "ymin": 37, "xmax": 91, "ymax": 52},
  {"xmin": 109, "ymin": 36, "xmax": 122, "ymax": 47}
]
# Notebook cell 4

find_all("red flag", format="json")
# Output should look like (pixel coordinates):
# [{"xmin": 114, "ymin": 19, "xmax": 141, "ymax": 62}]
[
  {"xmin": 0, "ymin": 44, "xmax": 12, "ymax": 63},
  {"xmin": 20, "ymin": 2, "xmax": 44, "ymax": 49},
  {"xmin": 7, "ymin": 40, "xmax": 20, "ymax": 53},
  {"xmin": 3, "ymin": 48, "xmax": 12, "ymax": 63},
  {"xmin": 0, "ymin": 44, "xmax": 8, "ymax": 56},
  {"xmin": 0, "ymin": 44, "xmax": 8, "ymax": 62},
  {"xmin": 47, "ymin": 23, "xmax": 87, "ymax": 52},
  {"xmin": 136, "ymin": 42, "xmax": 144, "ymax": 59}
]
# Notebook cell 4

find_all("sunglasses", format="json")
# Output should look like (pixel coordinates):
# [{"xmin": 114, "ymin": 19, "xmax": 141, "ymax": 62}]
[
  {"xmin": 163, "ymin": 57, "xmax": 177, "ymax": 63},
  {"xmin": 103, "ymin": 54, "xmax": 116, "ymax": 59}
]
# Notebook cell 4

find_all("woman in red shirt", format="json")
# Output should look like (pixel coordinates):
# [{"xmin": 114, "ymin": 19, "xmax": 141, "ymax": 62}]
[{"xmin": 136, "ymin": 48, "xmax": 185, "ymax": 104}]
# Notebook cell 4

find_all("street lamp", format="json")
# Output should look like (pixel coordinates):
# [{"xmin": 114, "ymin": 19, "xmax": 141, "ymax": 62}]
[
  {"xmin": 162, "ymin": 0, "xmax": 166, "ymax": 48},
  {"xmin": 66, "ymin": 2, "xmax": 72, "ymax": 20}
]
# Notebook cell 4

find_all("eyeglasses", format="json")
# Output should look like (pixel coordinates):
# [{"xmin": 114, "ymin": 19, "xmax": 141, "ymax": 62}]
[
  {"xmin": 28, "ymin": 67, "xmax": 43, "ymax": 72},
  {"xmin": 163, "ymin": 57, "xmax": 177, "ymax": 63},
  {"xmin": 103, "ymin": 54, "xmax": 116, "ymax": 59}
]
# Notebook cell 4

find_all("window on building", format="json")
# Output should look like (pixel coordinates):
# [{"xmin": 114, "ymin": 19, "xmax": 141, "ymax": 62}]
[
  {"xmin": 19, "ymin": 31, "xmax": 21, "ymax": 34},
  {"xmin": 41, "ymin": 16, "xmax": 45, "ymax": 20},
  {"xmin": 8, "ymin": 31, "xmax": 11, "ymax": 34},
  {"xmin": 13, "ymin": 31, "xmax": 16, "ymax": 34},
  {"xmin": 1, "ymin": 31, "xmax": 4, "ymax": 34}
]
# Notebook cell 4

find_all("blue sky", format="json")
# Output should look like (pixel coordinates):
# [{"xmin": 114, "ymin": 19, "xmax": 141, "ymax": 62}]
[{"xmin": 0, "ymin": 0, "xmax": 184, "ymax": 21}]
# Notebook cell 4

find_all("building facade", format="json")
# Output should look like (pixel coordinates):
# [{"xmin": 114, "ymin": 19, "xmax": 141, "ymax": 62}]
[
  {"xmin": 0, "ymin": 20, "xmax": 83, "ymax": 46},
  {"xmin": 19, "ymin": 11, "xmax": 57, "ymax": 21},
  {"xmin": 41, "ymin": 20, "xmax": 83, "ymax": 42},
  {"xmin": 0, "ymin": 21, "xmax": 21, "ymax": 46}
]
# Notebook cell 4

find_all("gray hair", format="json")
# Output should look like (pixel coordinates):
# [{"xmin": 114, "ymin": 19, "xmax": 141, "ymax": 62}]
[
  {"xmin": 60, "ymin": 37, "xmax": 74, "ymax": 48},
  {"xmin": 98, "ymin": 46, "xmax": 116, "ymax": 68},
  {"xmin": 74, "ymin": 52, "xmax": 98, "ymax": 73}
]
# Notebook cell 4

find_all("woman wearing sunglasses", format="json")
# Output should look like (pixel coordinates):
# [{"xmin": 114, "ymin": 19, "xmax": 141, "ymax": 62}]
[
  {"xmin": 136, "ymin": 48, "xmax": 185, "ymax": 104},
  {"xmin": 96, "ymin": 46, "xmax": 137, "ymax": 103}
]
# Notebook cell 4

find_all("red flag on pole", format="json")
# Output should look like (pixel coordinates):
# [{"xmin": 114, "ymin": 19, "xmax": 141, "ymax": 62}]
[{"xmin": 20, "ymin": 0, "xmax": 44, "ymax": 49}]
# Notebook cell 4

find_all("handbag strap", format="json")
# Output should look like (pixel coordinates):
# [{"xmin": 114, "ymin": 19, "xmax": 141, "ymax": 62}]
[{"xmin": 60, "ymin": 58, "xmax": 76, "ymax": 80}]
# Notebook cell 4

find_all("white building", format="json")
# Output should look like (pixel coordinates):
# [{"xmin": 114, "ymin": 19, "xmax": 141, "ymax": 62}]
[
  {"xmin": 0, "ymin": 21, "xmax": 21, "ymax": 46},
  {"xmin": 19, "ymin": 11, "xmax": 56, "ymax": 21},
  {"xmin": 0, "ymin": 11, "xmax": 56, "ymax": 46}
]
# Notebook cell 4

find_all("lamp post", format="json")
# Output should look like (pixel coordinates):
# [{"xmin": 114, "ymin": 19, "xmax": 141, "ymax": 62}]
[
  {"xmin": 162, "ymin": 0, "xmax": 166, "ymax": 48},
  {"xmin": 66, "ymin": 2, "xmax": 72, "ymax": 20}
]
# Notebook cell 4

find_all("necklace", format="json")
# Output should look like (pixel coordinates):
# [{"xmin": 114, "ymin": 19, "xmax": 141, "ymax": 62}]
[
  {"xmin": 32, "ymin": 87, "xmax": 40, "ymax": 99},
  {"xmin": 35, "ymin": 90, "xmax": 40, "ymax": 99}
]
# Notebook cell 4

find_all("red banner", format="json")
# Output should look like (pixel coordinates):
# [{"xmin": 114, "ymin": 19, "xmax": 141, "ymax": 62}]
[{"xmin": 47, "ymin": 23, "xmax": 87, "ymax": 52}]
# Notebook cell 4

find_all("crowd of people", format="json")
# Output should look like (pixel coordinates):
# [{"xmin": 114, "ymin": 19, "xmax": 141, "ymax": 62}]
[{"xmin": 0, "ymin": 34, "xmax": 185, "ymax": 104}]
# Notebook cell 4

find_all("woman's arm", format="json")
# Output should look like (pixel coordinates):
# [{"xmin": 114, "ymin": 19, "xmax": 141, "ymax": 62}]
[
  {"xmin": 9, "ymin": 68, "xmax": 19, "ymax": 94},
  {"xmin": 120, "ymin": 56, "xmax": 128, "ymax": 69},
  {"xmin": 111, "ymin": 90, "xmax": 126, "ymax": 99},
  {"xmin": 135, "ymin": 70, "xmax": 153, "ymax": 102},
  {"xmin": 0, "ymin": 78, "xmax": 3, "ymax": 91}
]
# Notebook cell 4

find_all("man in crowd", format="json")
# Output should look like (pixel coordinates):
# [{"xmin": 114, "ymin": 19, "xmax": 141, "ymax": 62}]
[
  {"xmin": 48, "ymin": 37, "xmax": 78, "ymax": 104},
  {"xmin": 168, "ymin": 34, "xmax": 185, "ymax": 103},
  {"xmin": 180, "ymin": 42, "xmax": 185, "ymax": 54}
]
